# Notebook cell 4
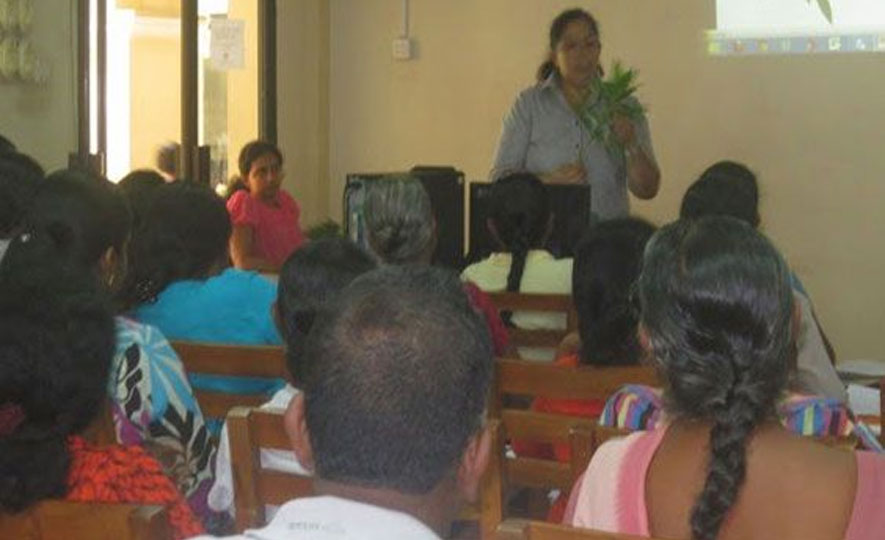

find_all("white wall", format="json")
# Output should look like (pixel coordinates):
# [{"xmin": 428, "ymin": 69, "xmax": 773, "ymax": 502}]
[
  {"xmin": 276, "ymin": 0, "xmax": 330, "ymax": 229},
  {"xmin": 0, "ymin": 0, "xmax": 78, "ymax": 171},
  {"xmin": 326, "ymin": 0, "xmax": 885, "ymax": 360}
]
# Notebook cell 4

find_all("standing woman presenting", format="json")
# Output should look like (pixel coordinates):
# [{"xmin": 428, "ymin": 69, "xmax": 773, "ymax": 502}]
[{"xmin": 490, "ymin": 8, "xmax": 660, "ymax": 222}]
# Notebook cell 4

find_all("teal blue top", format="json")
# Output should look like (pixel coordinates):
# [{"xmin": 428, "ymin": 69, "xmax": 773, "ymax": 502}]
[{"xmin": 134, "ymin": 268, "xmax": 286, "ymax": 409}]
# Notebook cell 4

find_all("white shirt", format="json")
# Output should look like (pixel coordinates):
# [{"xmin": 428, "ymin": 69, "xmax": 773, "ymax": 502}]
[
  {"xmin": 208, "ymin": 384, "xmax": 310, "ymax": 517},
  {"xmin": 462, "ymin": 249, "xmax": 573, "ymax": 361},
  {"xmin": 191, "ymin": 496, "xmax": 441, "ymax": 540}
]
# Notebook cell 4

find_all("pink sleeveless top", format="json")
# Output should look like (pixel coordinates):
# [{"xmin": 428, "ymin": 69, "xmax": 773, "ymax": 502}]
[{"xmin": 566, "ymin": 426, "xmax": 885, "ymax": 539}]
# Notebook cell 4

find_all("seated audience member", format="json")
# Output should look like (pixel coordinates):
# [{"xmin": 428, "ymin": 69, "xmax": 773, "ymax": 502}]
[
  {"xmin": 125, "ymin": 182, "xmax": 281, "ymax": 346},
  {"xmin": 117, "ymin": 168, "xmax": 165, "ymax": 228},
  {"xmin": 462, "ymin": 172, "xmax": 572, "ymax": 360},
  {"xmin": 527, "ymin": 218, "xmax": 656, "ymax": 429},
  {"xmin": 364, "ymin": 175, "xmax": 510, "ymax": 355},
  {"xmin": 567, "ymin": 216, "xmax": 885, "ymax": 539},
  {"xmin": 208, "ymin": 237, "xmax": 377, "ymax": 517},
  {"xmin": 0, "ymin": 230, "xmax": 202, "ymax": 539},
  {"xmin": 25, "ymin": 170, "xmax": 216, "ymax": 523},
  {"xmin": 156, "ymin": 141, "xmax": 180, "ymax": 182},
  {"xmin": 196, "ymin": 265, "xmax": 494, "ymax": 539},
  {"xmin": 680, "ymin": 160, "xmax": 846, "ymax": 402},
  {"xmin": 226, "ymin": 140, "xmax": 305, "ymax": 271},
  {"xmin": 511, "ymin": 217, "xmax": 655, "ymax": 522},
  {"xmin": 122, "ymin": 182, "xmax": 285, "ymax": 406}
]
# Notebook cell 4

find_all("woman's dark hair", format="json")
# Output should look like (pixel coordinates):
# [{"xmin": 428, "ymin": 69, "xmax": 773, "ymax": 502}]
[
  {"xmin": 277, "ymin": 238, "xmax": 377, "ymax": 382},
  {"xmin": 0, "ymin": 230, "xmax": 115, "ymax": 511},
  {"xmin": 121, "ymin": 182, "xmax": 232, "ymax": 307},
  {"xmin": 26, "ymin": 169, "xmax": 131, "ymax": 270},
  {"xmin": 573, "ymin": 217, "xmax": 655, "ymax": 366},
  {"xmin": 0, "ymin": 152, "xmax": 44, "ymax": 237},
  {"xmin": 225, "ymin": 140, "xmax": 284, "ymax": 197},
  {"xmin": 536, "ymin": 8, "xmax": 600, "ymax": 82},
  {"xmin": 637, "ymin": 216, "xmax": 794, "ymax": 540},
  {"xmin": 118, "ymin": 169, "xmax": 165, "ymax": 229},
  {"xmin": 489, "ymin": 173, "xmax": 550, "ymax": 323},
  {"xmin": 680, "ymin": 161, "xmax": 760, "ymax": 228},
  {"xmin": 238, "ymin": 140, "xmax": 283, "ymax": 179}
]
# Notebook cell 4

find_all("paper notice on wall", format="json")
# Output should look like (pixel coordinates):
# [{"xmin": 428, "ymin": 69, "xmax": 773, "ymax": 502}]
[{"xmin": 210, "ymin": 19, "xmax": 245, "ymax": 70}]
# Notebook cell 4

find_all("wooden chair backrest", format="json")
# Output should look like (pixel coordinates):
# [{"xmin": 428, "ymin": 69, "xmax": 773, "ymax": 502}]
[
  {"xmin": 475, "ymin": 411, "xmax": 593, "ymax": 540},
  {"xmin": 227, "ymin": 406, "xmax": 313, "ymax": 532},
  {"xmin": 496, "ymin": 519, "xmax": 659, "ymax": 540},
  {"xmin": 501, "ymin": 410, "xmax": 595, "ymax": 491},
  {"xmin": 0, "ymin": 500, "xmax": 171, "ymax": 540},
  {"xmin": 170, "ymin": 341, "xmax": 289, "ymax": 420},
  {"xmin": 492, "ymin": 358, "xmax": 659, "ymax": 417},
  {"xmin": 487, "ymin": 292, "xmax": 578, "ymax": 349}
]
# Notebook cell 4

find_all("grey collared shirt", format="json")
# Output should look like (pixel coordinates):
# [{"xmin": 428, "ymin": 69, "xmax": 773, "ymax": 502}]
[{"xmin": 490, "ymin": 76, "xmax": 656, "ymax": 222}]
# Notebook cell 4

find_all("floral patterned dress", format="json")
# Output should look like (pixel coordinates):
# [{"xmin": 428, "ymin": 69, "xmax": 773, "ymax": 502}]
[{"xmin": 107, "ymin": 317, "xmax": 216, "ymax": 522}]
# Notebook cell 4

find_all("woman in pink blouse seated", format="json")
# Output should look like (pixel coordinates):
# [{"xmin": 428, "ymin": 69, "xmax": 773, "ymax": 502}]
[
  {"xmin": 566, "ymin": 216, "xmax": 884, "ymax": 540},
  {"xmin": 226, "ymin": 140, "xmax": 305, "ymax": 271}
]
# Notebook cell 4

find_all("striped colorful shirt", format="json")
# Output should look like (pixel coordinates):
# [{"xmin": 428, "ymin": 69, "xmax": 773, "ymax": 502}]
[{"xmin": 600, "ymin": 385, "xmax": 883, "ymax": 452}]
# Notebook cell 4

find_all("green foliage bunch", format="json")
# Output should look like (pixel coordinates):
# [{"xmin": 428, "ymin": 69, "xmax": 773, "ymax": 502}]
[{"xmin": 577, "ymin": 61, "xmax": 645, "ymax": 156}]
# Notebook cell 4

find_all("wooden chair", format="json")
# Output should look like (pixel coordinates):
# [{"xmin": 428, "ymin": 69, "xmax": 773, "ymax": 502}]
[
  {"xmin": 170, "ymin": 341, "xmax": 289, "ymax": 420},
  {"xmin": 487, "ymin": 292, "xmax": 578, "ymax": 349},
  {"xmin": 0, "ymin": 500, "xmax": 172, "ymax": 540},
  {"xmin": 475, "ymin": 409, "xmax": 593, "ymax": 540},
  {"xmin": 227, "ymin": 406, "xmax": 313, "ymax": 533},
  {"xmin": 471, "ymin": 359, "xmax": 657, "ymax": 539},
  {"xmin": 496, "ymin": 519, "xmax": 660, "ymax": 540},
  {"xmin": 491, "ymin": 358, "xmax": 659, "ymax": 417}
]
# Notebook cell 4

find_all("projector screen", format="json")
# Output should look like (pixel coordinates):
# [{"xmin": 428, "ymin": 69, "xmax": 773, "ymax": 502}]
[{"xmin": 709, "ymin": 0, "xmax": 885, "ymax": 55}]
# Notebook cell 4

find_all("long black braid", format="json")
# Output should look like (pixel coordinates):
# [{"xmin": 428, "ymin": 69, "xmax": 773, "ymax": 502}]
[
  {"xmin": 489, "ymin": 173, "xmax": 550, "ymax": 326},
  {"xmin": 637, "ymin": 217, "xmax": 794, "ymax": 540}
]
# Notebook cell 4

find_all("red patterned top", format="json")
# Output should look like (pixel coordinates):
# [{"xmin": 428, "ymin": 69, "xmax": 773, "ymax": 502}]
[{"xmin": 65, "ymin": 436, "xmax": 204, "ymax": 539}]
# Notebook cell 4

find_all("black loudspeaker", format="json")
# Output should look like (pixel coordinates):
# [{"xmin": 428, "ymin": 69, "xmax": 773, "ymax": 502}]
[
  {"xmin": 344, "ymin": 167, "xmax": 465, "ymax": 269},
  {"xmin": 466, "ymin": 182, "xmax": 591, "ymax": 265}
]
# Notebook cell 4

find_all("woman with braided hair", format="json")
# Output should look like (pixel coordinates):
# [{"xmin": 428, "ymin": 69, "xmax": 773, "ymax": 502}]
[
  {"xmin": 462, "ymin": 172, "xmax": 572, "ymax": 360},
  {"xmin": 566, "ymin": 216, "xmax": 884, "ymax": 539}
]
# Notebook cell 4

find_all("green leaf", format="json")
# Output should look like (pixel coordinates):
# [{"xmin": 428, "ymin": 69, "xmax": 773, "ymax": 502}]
[
  {"xmin": 816, "ymin": 0, "xmax": 833, "ymax": 23},
  {"xmin": 577, "ymin": 60, "xmax": 646, "ymax": 156}
]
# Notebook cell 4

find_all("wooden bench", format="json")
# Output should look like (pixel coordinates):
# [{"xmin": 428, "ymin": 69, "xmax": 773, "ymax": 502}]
[
  {"xmin": 470, "ymin": 359, "xmax": 659, "ymax": 539},
  {"xmin": 170, "ymin": 341, "xmax": 289, "ymax": 420},
  {"xmin": 491, "ymin": 358, "xmax": 659, "ymax": 417},
  {"xmin": 227, "ymin": 406, "xmax": 313, "ymax": 532},
  {"xmin": 0, "ymin": 500, "xmax": 171, "ymax": 540}
]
